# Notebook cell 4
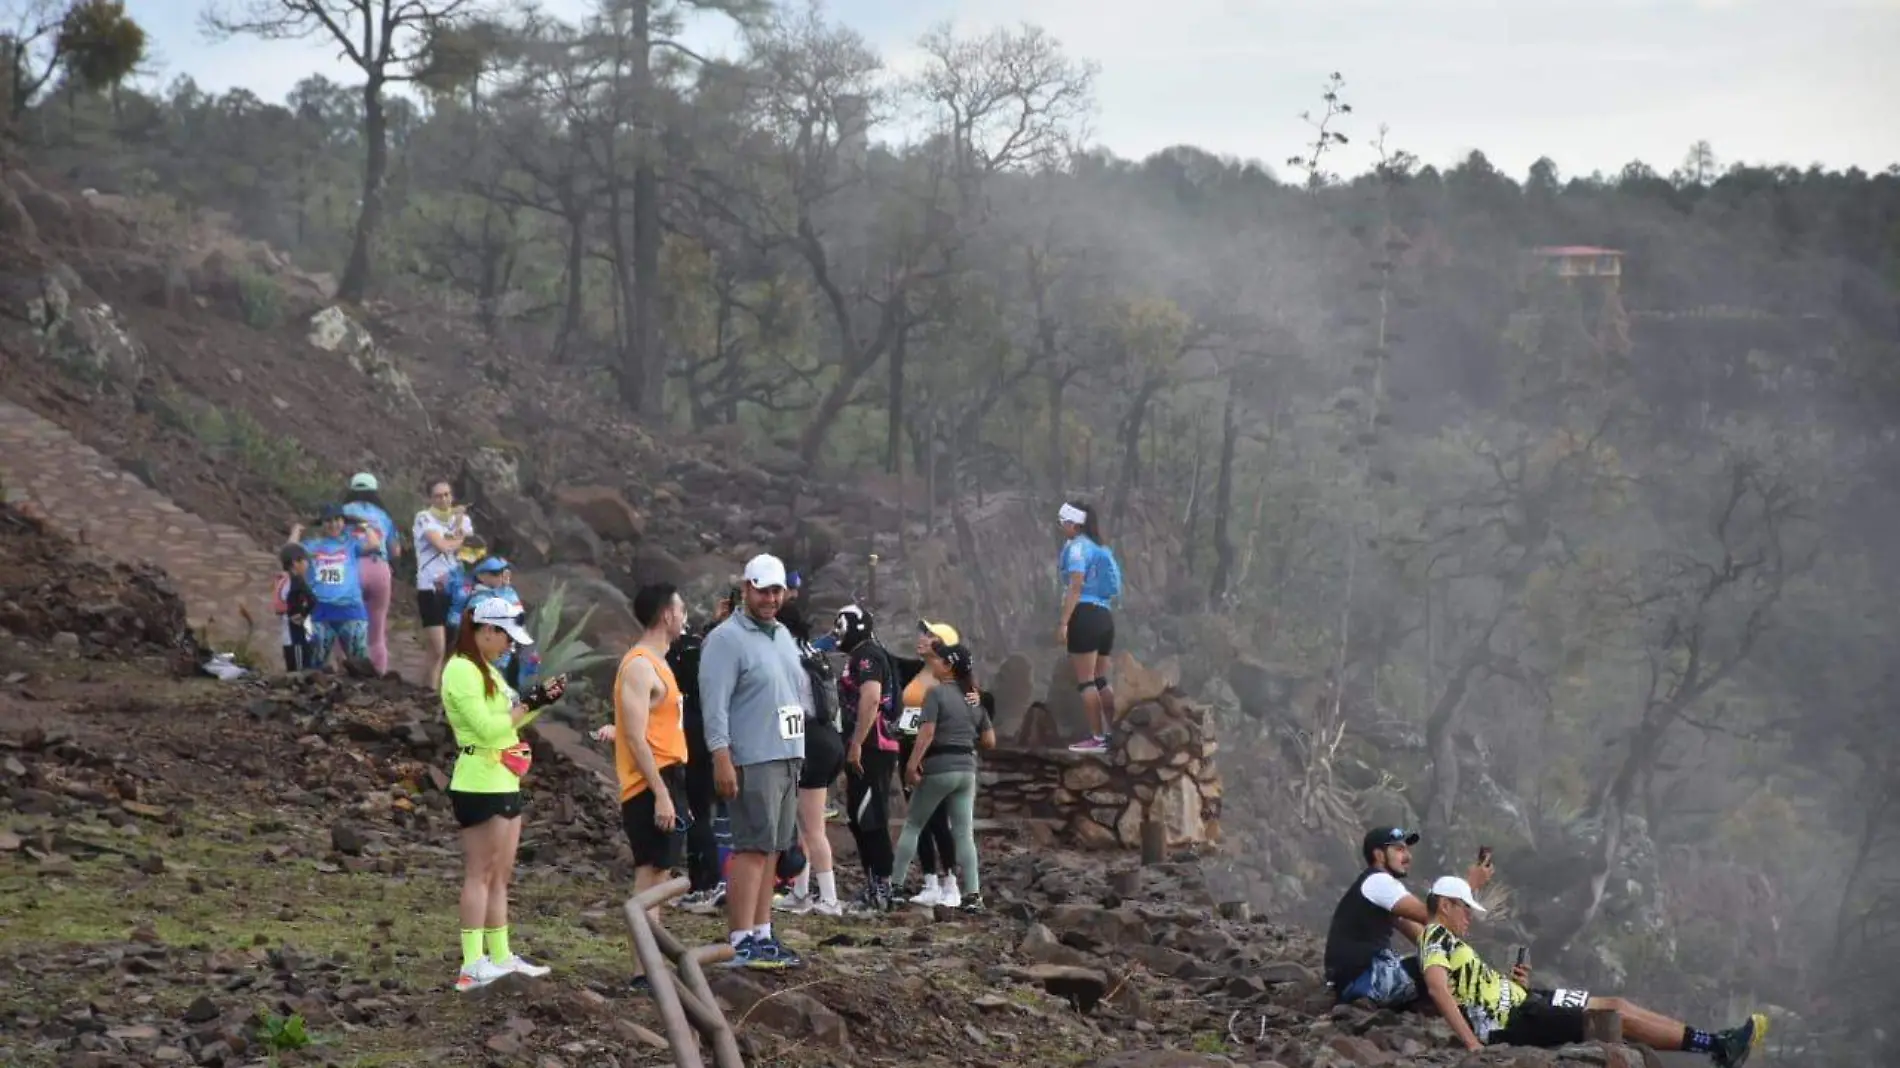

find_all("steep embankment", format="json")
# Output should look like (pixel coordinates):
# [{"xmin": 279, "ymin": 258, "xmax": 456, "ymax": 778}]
[{"xmin": 3, "ymin": 498, "xmax": 1683, "ymax": 1068}]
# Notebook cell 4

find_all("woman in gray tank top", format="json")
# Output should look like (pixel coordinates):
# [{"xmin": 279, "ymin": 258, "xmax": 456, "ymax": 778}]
[{"xmin": 889, "ymin": 642, "xmax": 994, "ymax": 912}]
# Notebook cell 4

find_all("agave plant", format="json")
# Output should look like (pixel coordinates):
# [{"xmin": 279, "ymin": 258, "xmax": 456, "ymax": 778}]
[{"xmin": 527, "ymin": 581, "xmax": 615, "ymax": 685}]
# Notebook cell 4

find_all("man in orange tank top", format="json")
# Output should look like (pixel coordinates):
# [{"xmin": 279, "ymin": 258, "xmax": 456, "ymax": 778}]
[{"xmin": 614, "ymin": 583, "xmax": 691, "ymax": 991}]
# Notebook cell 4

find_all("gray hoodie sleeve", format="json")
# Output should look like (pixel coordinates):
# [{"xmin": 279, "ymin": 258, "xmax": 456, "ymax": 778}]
[{"xmin": 698, "ymin": 625, "xmax": 737, "ymax": 755}]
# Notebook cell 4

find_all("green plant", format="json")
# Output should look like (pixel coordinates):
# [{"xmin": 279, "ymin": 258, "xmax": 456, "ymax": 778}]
[
  {"xmin": 256, "ymin": 1010, "xmax": 310, "ymax": 1051},
  {"xmin": 1191, "ymin": 1031, "xmax": 1230, "ymax": 1054},
  {"xmin": 528, "ymin": 580, "xmax": 614, "ymax": 683},
  {"xmin": 233, "ymin": 265, "xmax": 285, "ymax": 330}
]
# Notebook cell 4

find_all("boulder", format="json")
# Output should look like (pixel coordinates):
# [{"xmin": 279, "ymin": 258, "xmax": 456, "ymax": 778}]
[
  {"xmin": 22, "ymin": 268, "xmax": 147, "ymax": 389},
  {"xmin": 553, "ymin": 485, "xmax": 645, "ymax": 542},
  {"xmin": 306, "ymin": 306, "xmax": 414, "ymax": 398}
]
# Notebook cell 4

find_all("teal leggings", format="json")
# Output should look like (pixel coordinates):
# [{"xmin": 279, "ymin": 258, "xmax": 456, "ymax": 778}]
[{"xmin": 890, "ymin": 770, "xmax": 979, "ymax": 895}]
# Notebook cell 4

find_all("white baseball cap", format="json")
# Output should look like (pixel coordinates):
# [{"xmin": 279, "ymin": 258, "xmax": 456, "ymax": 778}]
[
  {"xmin": 743, "ymin": 554, "xmax": 788, "ymax": 590},
  {"xmin": 1429, "ymin": 875, "xmax": 1487, "ymax": 913},
  {"xmin": 470, "ymin": 597, "xmax": 534, "ymax": 645},
  {"xmin": 349, "ymin": 472, "xmax": 379, "ymax": 491}
]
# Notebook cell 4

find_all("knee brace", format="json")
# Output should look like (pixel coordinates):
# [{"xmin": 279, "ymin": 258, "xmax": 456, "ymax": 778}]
[{"xmin": 1093, "ymin": 677, "xmax": 1110, "ymax": 691}]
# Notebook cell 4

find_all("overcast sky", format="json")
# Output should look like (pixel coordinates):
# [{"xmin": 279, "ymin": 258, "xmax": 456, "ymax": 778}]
[{"xmin": 123, "ymin": 0, "xmax": 1900, "ymax": 181}]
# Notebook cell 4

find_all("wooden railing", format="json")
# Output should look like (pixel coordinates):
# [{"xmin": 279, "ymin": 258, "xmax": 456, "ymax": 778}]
[{"xmin": 623, "ymin": 876, "xmax": 745, "ymax": 1068}]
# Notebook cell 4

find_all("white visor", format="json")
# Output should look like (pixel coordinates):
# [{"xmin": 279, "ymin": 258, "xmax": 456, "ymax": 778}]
[{"xmin": 1058, "ymin": 503, "xmax": 1087, "ymax": 525}]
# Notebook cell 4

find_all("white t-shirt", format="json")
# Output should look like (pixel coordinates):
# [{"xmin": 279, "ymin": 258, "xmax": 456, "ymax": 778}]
[
  {"xmin": 1359, "ymin": 871, "xmax": 1409, "ymax": 912},
  {"xmin": 413, "ymin": 510, "xmax": 472, "ymax": 591}
]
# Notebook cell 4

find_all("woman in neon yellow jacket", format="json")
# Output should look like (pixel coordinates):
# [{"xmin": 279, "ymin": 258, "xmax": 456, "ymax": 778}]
[{"xmin": 443, "ymin": 597, "xmax": 564, "ymax": 991}]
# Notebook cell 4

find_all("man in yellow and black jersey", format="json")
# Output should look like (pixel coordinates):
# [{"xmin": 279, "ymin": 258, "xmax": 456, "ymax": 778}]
[{"xmin": 1419, "ymin": 876, "xmax": 1767, "ymax": 1066}]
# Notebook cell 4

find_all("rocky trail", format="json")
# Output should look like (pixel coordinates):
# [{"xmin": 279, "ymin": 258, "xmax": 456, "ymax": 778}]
[
  {"xmin": 0, "ymin": 397, "xmax": 430, "ymax": 678},
  {"xmin": 2, "ymin": 502, "xmax": 1681, "ymax": 1068}
]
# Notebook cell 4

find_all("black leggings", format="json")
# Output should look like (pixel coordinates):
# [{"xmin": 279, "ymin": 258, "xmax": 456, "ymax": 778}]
[
  {"xmin": 682, "ymin": 731, "xmax": 719, "ymax": 892},
  {"xmin": 900, "ymin": 736, "xmax": 955, "ymax": 875},
  {"xmin": 846, "ymin": 747, "xmax": 895, "ymax": 879}
]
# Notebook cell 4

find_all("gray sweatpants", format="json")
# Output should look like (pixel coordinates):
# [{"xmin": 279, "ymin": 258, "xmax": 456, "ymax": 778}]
[{"xmin": 890, "ymin": 770, "xmax": 980, "ymax": 895}]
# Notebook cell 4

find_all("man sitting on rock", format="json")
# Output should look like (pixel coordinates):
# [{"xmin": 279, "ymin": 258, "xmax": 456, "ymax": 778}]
[
  {"xmin": 1419, "ymin": 875, "xmax": 1766, "ymax": 1065},
  {"xmin": 1323, "ymin": 826, "xmax": 1481, "ymax": 1007}
]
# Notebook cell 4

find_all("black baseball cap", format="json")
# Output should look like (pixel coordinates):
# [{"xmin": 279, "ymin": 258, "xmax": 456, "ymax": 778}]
[{"xmin": 1362, "ymin": 826, "xmax": 1420, "ymax": 863}]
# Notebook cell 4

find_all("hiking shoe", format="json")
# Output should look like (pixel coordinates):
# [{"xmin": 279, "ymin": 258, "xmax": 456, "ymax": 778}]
[
  {"xmin": 1714, "ymin": 1013, "xmax": 1768, "ymax": 1068},
  {"xmin": 1067, "ymin": 735, "xmax": 1108, "ymax": 753},
  {"xmin": 454, "ymin": 957, "xmax": 511, "ymax": 992},
  {"xmin": 844, "ymin": 885, "xmax": 886, "ymax": 916},
  {"xmin": 496, "ymin": 954, "xmax": 550, "ymax": 978},
  {"xmin": 746, "ymin": 938, "xmax": 803, "ymax": 971},
  {"xmin": 959, "ymin": 893, "xmax": 987, "ymax": 914},
  {"xmin": 628, "ymin": 975, "xmax": 653, "ymax": 996},
  {"xmin": 723, "ymin": 935, "xmax": 758, "ymax": 968},
  {"xmin": 681, "ymin": 884, "xmax": 725, "ymax": 915}
]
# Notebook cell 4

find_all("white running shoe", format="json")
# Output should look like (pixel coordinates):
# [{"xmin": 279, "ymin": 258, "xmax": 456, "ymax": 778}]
[
  {"xmin": 910, "ymin": 875, "xmax": 946, "ymax": 907},
  {"xmin": 809, "ymin": 898, "xmax": 844, "ymax": 917},
  {"xmin": 454, "ymin": 957, "xmax": 512, "ymax": 991},
  {"xmin": 774, "ymin": 892, "xmax": 815, "ymax": 915},
  {"xmin": 937, "ymin": 882, "xmax": 963, "ymax": 909},
  {"xmin": 496, "ymin": 954, "xmax": 551, "ymax": 978}
]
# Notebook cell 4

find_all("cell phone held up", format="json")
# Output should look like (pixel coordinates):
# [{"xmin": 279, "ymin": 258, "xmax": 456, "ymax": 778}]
[
  {"xmin": 1515, "ymin": 945, "xmax": 1530, "ymax": 969},
  {"xmin": 1477, "ymin": 845, "xmax": 1493, "ymax": 867}
]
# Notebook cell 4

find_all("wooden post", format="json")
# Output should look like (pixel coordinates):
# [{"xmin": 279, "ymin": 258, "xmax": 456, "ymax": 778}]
[
  {"xmin": 867, "ymin": 552, "xmax": 879, "ymax": 612},
  {"xmin": 1583, "ymin": 1008, "xmax": 1623, "ymax": 1043}
]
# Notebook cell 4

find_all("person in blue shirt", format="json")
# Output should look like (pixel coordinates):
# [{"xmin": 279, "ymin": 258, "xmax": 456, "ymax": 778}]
[
  {"xmin": 343, "ymin": 473, "xmax": 403, "ymax": 676},
  {"xmin": 1055, "ymin": 501, "xmax": 1122, "ymax": 753},
  {"xmin": 462, "ymin": 557, "xmax": 536, "ymax": 692},
  {"xmin": 289, "ymin": 504, "xmax": 383, "ymax": 671}
]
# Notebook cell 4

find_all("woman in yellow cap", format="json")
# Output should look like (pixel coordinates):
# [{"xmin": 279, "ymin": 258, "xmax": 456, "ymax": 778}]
[
  {"xmin": 898, "ymin": 620, "xmax": 968, "ymax": 906},
  {"xmin": 889, "ymin": 635, "xmax": 992, "ymax": 912}
]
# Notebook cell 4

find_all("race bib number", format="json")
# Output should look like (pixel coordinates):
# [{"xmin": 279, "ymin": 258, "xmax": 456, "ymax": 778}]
[
  {"xmin": 897, "ymin": 706, "xmax": 924, "ymax": 734},
  {"xmin": 777, "ymin": 705, "xmax": 805, "ymax": 741},
  {"xmin": 1550, "ymin": 989, "xmax": 1589, "ymax": 1010},
  {"xmin": 316, "ymin": 563, "xmax": 345, "ymax": 586}
]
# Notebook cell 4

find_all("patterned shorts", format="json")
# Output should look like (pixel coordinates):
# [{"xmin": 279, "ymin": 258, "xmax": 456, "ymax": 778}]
[{"xmin": 308, "ymin": 619, "xmax": 370, "ymax": 667}]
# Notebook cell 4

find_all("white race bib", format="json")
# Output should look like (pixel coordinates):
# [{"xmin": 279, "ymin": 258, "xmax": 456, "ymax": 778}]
[
  {"xmin": 1550, "ymin": 989, "xmax": 1589, "ymax": 1010},
  {"xmin": 316, "ymin": 563, "xmax": 345, "ymax": 586},
  {"xmin": 777, "ymin": 705, "xmax": 805, "ymax": 741},
  {"xmin": 897, "ymin": 706, "xmax": 924, "ymax": 734}
]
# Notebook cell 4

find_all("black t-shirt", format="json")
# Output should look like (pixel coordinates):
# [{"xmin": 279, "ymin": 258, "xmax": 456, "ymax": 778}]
[
  {"xmin": 837, "ymin": 640, "xmax": 896, "ymax": 735},
  {"xmin": 1323, "ymin": 868, "xmax": 1410, "ymax": 988},
  {"xmin": 667, "ymin": 629, "xmax": 707, "ymax": 740}
]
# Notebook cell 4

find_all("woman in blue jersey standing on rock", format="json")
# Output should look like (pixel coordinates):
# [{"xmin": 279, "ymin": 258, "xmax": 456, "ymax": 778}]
[{"xmin": 1055, "ymin": 501, "xmax": 1122, "ymax": 753}]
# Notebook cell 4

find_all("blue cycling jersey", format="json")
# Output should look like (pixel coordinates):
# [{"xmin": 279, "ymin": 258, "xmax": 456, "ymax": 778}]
[{"xmin": 1059, "ymin": 535, "xmax": 1122, "ymax": 607}]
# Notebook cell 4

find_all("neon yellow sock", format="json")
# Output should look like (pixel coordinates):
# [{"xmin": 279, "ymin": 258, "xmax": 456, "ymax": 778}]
[
  {"xmin": 484, "ymin": 926, "xmax": 511, "ymax": 962},
  {"xmin": 460, "ymin": 929, "xmax": 484, "ymax": 970}
]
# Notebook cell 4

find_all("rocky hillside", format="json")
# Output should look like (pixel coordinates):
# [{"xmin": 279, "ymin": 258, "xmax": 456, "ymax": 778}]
[
  {"xmin": 1, "ymin": 497, "xmax": 1701, "ymax": 1068},
  {"xmin": 0, "ymin": 156, "xmax": 1209, "ymax": 664}
]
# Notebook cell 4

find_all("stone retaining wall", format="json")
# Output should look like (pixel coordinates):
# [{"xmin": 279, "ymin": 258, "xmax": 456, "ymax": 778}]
[{"xmin": 977, "ymin": 690, "xmax": 1221, "ymax": 850}]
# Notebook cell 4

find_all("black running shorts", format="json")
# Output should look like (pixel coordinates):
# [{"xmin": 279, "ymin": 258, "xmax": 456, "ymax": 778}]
[
  {"xmin": 621, "ymin": 765, "xmax": 689, "ymax": 871},
  {"xmin": 1066, "ymin": 602, "xmax": 1115, "ymax": 656},
  {"xmin": 417, "ymin": 588, "xmax": 451, "ymax": 628},
  {"xmin": 799, "ymin": 718, "xmax": 846, "ymax": 790},
  {"xmin": 1491, "ymin": 989, "xmax": 1591, "ymax": 1048},
  {"xmin": 450, "ymin": 790, "xmax": 524, "ymax": 828}
]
